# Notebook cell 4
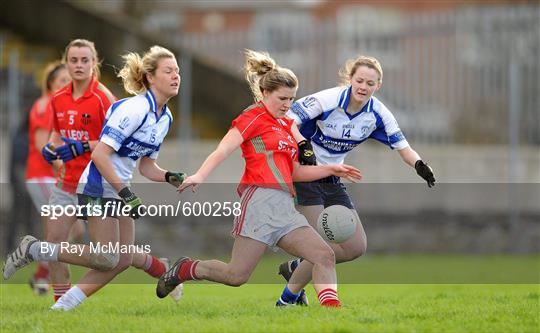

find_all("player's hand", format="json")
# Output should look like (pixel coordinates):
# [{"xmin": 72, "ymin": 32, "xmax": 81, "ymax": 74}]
[
  {"xmin": 298, "ymin": 140, "xmax": 317, "ymax": 166},
  {"xmin": 177, "ymin": 174, "xmax": 204, "ymax": 193},
  {"xmin": 55, "ymin": 137, "xmax": 90, "ymax": 162},
  {"xmin": 331, "ymin": 164, "xmax": 363, "ymax": 183},
  {"xmin": 165, "ymin": 171, "xmax": 186, "ymax": 188},
  {"xmin": 41, "ymin": 143, "xmax": 58, "ymax": 164},
  {"xmin": 415, "ymin": 160, "xmax": 436, "ymax": 188},
  {"xmin": 118, "ymin": 187, "xmax": 144, "ymax": 219}
]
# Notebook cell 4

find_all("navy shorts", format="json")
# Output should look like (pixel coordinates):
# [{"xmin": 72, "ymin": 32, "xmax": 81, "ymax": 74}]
[
  {"xmin": 294, "ymin": 176, "xmax": 354, "ymax": 209},
  {"xmin": 77, "ymin": 194, "xmax": 125, "ymax": 219}
]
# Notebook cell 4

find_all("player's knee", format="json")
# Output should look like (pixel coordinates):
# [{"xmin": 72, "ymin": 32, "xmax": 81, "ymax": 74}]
[
  {"xmin": 89, "ymin": 251, "xmax": 120, "ymax": 271},
  {"xmin": 314, "ymin": 246, "xmax": 336, "ymax": 269},
  {"xmin": 226, "ymin": 270, "xmax": 250, "ymax": 287},
  {"xmin": 114, "ymin": 254, "xmax": 133, "ymax": 272},
  {"xmin": 346, "ymin": 239, "xmax": 367, "ymax": 261},
  {"xmin": 46, "ymin": 230, "xmax": 68, "ymax": 243}
]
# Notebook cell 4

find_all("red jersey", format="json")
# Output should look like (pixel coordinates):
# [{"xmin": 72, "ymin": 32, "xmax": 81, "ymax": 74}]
[
  {"xmin": 231, "ymin": 102, "xmax": 298, "ymax": 197},
  {"xmin": 26, "ymin": 95, "xmax": 54, "ymax": 179},
  {"xmin": 51, "ymin": 77, "xmax": 116, "ymax": 192}
]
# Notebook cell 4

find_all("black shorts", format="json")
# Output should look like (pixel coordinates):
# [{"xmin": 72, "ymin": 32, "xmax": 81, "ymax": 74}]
[
  {"xmin": 294, "ymin": 176, "xmax": 354, "ymax": 209},
  {"xmin": 77, "ymin": 194, "xmax": 125, "ymax": 219}
]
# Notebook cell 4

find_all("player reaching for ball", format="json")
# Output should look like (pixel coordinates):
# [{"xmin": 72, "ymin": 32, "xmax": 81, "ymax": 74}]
[
  {"xmin": 274, "ymin": 55, "xmax": 436, "ymax": 306},
  {"xmin": 155, "ymin": 50, "xmax": 362, "ymax": 308}
]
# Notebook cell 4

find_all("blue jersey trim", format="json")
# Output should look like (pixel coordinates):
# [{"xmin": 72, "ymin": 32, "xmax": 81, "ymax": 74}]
[
  {"xmin": 145, "ymin": 89, "xmax": 157, "ymax": 113},
  {"xmin": 290, "ymin": 102, "xmax": 310, "ymax": 123},
  {"xmin": 82, "ymin": 162, "xmax": 103, "ymax": 197},
  {"xmin": 100, "ymin": 98, "xmax": 129, "ymax": 139}
]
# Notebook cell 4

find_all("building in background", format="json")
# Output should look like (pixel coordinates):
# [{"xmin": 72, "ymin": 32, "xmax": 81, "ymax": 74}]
[{"xmin": 81, "ymin": 0, "xmax": 539, "ymax": 144}]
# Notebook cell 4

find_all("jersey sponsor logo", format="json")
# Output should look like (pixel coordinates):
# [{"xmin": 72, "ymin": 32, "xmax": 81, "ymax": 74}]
[
  {"xmin": 82, "ymin": 113, "xmax": 91, "ymax": 125},
  {"xmin": 118, "ymin": 117, "xmax": 130, "ymax": 130},
  {"xmin": 60, "ymin": 129, "xmax": 90, "ymax": 140},
  {"xmin": 271, "ymin": 126, "xmax": 283, "ymax": 132},
  {"xmin": 316, "ymin": 134, "xmax": 359, "ymax": 153},
  {"xmin": 125, "ymin": 144, "xmax": 154, "ymax": 158},
  {"xmin": 277, "ymin": 140, "xmax": 297, "ymax": 159},
  {"xmin": 325, "ymin": 123, "xmax": 337, "ymax": 130},
  {"xmin": 342, "ymin": 123, "xmax": 355, "ymax": 129}
]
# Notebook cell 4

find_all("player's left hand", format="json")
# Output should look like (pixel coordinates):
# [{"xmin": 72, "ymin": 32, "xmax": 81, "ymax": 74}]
[
  {"xmin": 177, "ymin": 174, "xmax": 204, "ymax": 193},
  {"xmin": 165, "ymin": 171, "xmax": 186, "ymax": 188},
  {"xmin": 415, "ymin": 160, "xmax": 436, "ymax": 187},
  {"xmin": 331, "ymin": 164, "xmax": 363, "ymax": 183},
  {"xmin": 298, "ymin": 140, "xmax": 317, "ymax": 165},
  {"xmin": 55, "ymin": 137, "xmax": 90, "ymax": 162}
]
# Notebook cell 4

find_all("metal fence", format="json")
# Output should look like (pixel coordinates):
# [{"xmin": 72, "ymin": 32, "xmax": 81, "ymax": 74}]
[{"xmin": 176, "ymin": 5, "xmax": 539, "ymax": 145}]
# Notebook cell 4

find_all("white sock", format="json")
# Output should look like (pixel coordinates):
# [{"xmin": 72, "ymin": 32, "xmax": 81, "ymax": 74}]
[
  {"xmin": 51, "ymin": 286, "xmax": 87, "ymax": 311},
  {"xmin": 29, "ymin": 242, "xmax": 59, "ymax": 262}
]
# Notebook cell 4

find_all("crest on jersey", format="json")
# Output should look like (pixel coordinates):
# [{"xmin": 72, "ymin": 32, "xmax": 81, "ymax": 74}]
[
  {"xmin": 82, "ymin": 113, "xmax": 91, "ymax": 125},
  {"xmin": 119, "ymin": 117, "xmax": 130, "ymax": 130}
]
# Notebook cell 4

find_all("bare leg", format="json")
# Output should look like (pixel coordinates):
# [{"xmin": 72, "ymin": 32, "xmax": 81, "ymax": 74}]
[
  {"xmin": 194, "ymin": 236, "xmax": 267, "ymax": 286},
  {"xmin": 76, "ymin": 215, "xmax": 134, "ymax": 297},
  {"xmin": 277, "ymin": 226, "xmax": 336, "ymax": 295},
  {"xmin": 46, "ymin": 214, "xmax": 76, "ymax": 290}
]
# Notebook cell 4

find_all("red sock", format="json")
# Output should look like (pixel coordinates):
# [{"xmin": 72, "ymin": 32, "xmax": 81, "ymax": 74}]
[
  {"xmin": 144, "ymin": 256, "xmax": 166, "ymax": 278},
  {"xmin": 318, "ymin": 288, "xmax": 341, "ymax": 307},
  {"xmin": 34, "ymin": 262, "xmax": 49, "ymax": 280},
  {"xmin": 53, "ymin": 283, "xmax": 71, "ymax": 302},
  {"xmin": 177, "ymin": 259, "xmax": 200, "ymax": 281}
]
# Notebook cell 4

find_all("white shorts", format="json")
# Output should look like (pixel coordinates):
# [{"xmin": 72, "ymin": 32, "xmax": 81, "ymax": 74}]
[
  {"xmin": 49, "ymin": 184, "xmax": 78, "ymax": 207},
  {"xmin": 232, "ymin": 186, "xmax": 310, "ymax": 248},
  {"xmin": 25, "ymin": 177, "xmax": 55, "ymax": 211}
]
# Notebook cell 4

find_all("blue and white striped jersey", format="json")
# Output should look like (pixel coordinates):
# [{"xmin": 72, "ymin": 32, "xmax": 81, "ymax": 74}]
[
  {"xmin": 286, "ymin": 86, "xmax": 409, "ymax": 165},
  {"xmin": 77, "ymin": 89, "xmax": 173, "ymax": 198}
]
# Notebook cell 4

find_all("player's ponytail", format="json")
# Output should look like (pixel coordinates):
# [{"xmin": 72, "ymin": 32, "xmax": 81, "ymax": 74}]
[
  {"xmin": 339, "ymin": 55, "xmax": 383, "ymax": 86},
  {"xmin": 118, "ymin": 46, "xmax": 176, "ymax": 95},
  {"xmin": 244, "ymin": 49, "xmax": 297, "ymax": 102},
  {"xmin": 118, "ymin": 52, "xmax": 146, "ymax": 95}
]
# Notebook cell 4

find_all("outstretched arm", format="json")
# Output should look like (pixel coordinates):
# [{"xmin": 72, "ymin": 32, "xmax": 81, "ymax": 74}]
[
  {"xmin": 398, "ymin": 146, "xmax": 421, "ymax": 167},
  {"xmin": 292, "ymin": 163, "xmax": 362, "ymax": 183},
  {"xmin": 178, "ymin": 127, "xmax": 243, "ymax": 192},
  {"xmin": 398, "ymin": 146, "xmax": 436, "ymax": 187}
]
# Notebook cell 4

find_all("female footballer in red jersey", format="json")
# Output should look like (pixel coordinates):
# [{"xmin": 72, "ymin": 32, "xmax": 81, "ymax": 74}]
[
  {"xmin": 25, "ymin": 61, "xmax": 71, "ymax": 295},
  {"xmin": 156, "ymin": 50, "xmax": 362, "ymax": 308}
]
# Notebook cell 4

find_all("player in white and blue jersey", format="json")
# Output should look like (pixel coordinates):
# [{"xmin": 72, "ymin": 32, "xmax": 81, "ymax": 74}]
[
  {"xmin": 3, "ymin": 46, "xmax": 186, "ymax": 310},
  {"xmin": 274, "ymin": 55, "xmax": 436, "ymax": 306}
]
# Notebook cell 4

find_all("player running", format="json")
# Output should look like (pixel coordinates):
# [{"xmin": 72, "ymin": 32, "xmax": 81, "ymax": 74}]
[
  {"xmin": 25, "ymin": 61, "xmax": 71, "ymax": 295},
  {"xmin": 274, "ymin": 55, "xmax": 436, "ymax": 305},
  {"xmin": 156, "ymin": 50, "xmax": 362, "ymax": 308},
  {"xmin": 3, "ymin": 43, "xmax": 183, "ymax": 307}
]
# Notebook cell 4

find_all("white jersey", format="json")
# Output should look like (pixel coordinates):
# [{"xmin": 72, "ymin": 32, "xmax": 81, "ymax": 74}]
[
  {"xmin": 286, "ymin": 86, "xmax": 409, "ymax": 165},
  {"xmin": 77, "ymin": 90, "xmax": 173, "ymax": 198}
]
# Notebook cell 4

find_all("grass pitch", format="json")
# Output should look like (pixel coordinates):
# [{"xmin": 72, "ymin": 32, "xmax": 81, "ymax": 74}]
[{"xmin": 1, "ymin": 255, "xmax": 538, "ymax": 333}]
